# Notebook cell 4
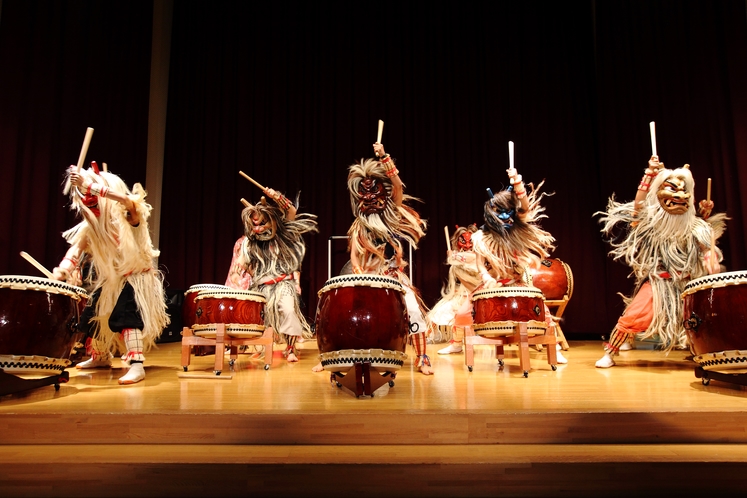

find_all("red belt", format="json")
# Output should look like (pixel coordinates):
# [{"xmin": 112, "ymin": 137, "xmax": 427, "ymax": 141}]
[{"xmin": 261, "ymin": 274, "xmax": 293, "ymax": 286}]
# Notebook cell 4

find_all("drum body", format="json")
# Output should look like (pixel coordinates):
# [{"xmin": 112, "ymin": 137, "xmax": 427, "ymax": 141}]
[
  {"xmin": 183, "ymin": 284, "xmax": 230, "ymax": 329},
  {"xmin": 0, "ymin": 275, "xmax": 88, "ymax": 374},
  {"xmin": 682, "ymin": 271, "xmax": 747, "ymax": 373},
  {"xmin": 314, "ymin": 275, "xmax": 409, "ymax": 372},
  {"xmin": 471, "ymin": 286, "xmax": 546, "ymax": 337},
  {"xmin": 193, "ymin": 288, "xmax": 266, "ymax": 338},
  {"xmin": 530, "ymin": 258, "xmax": 573, "ymax": 301}
]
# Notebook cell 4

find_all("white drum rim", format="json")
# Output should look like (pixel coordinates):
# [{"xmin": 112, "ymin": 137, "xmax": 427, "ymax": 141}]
[
  {"xmin": 473, "ymin": 319, "xmax": 547, "ymax": 337},
  {"xmin": 318, "ymin": 274, "xmax": 405, "ymax": 296},
  {"xmin": 682, "ymin": 271, "xmax": 747, "ymax": 297},
  {"xmin": 192, "ymin": 323, "xmax": 266, "ymax": 338},
  {"xmin": 693, "ymin": 349, "xmax": 747, "ymax": 373},
  {"xmin": 319, "ymin": 348, "xmax": 408, "ymax": 372},
  {"xmin": 0, "ymin": 354, "xmax": 71, "ymax": 374},
  {"xmin": 195, "ymin": 290, "xmax": 266, "ymax": 302},
  {"xmin": 185, "ymin": 284, "xmax": 230, "ymax": 295},
  {"xmin": 472, "ymin": 286, "xmax": 544, "ymax": 300},
  {"xmin": 0, "ymin": 275, "xmax": 88, "ymax": 300}
]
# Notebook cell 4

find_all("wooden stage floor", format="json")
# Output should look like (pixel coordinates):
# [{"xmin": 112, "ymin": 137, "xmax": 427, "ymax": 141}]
[{"xmin": 1, "ymin": 339, "xmax": 747, "ymax": 497}]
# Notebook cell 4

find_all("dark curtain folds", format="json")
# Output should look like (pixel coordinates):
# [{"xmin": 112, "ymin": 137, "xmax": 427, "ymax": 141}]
[
  {"xmin": 2, "ymin": 1, "xmax": 746, "ymax": 337},
  {"xmin": 0, "ymin": 0, "xmax": 153, "ymax": 276}
]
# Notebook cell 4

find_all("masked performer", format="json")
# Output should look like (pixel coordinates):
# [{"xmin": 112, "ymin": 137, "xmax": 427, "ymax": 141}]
[
  {"xmin": 472, "ymin": 165, "xmax": 567, "ymax": 363},
  {"xmin": 345, "ymin": 142, "xmax": 432, "ymax": 374},
  {"xmin": 429, "ymin": 224, "xmax": 481, "ymax": 355},
  {"xmin": 52, "ymin": 161, "xmax": 169, "ymax": 385},
  {"xmin": 595, "ymin": 156, "xmax": 726, "ymax": 368},
  {"xmin": 239, "ymin": 186, "xmax": 317, "ymax": 362}
]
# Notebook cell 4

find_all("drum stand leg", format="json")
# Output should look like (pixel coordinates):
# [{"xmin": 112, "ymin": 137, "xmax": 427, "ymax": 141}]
[
  {"xmin": 0, "ymin": 369, "xmax": 70, "ymax": 396},
  {"xmin": 333, "ymin": 362, "xmax": 391, "ymax": 398},
  {"xmin": 465, "ymin": 322, "xmax": 557, "ymax": 377}
]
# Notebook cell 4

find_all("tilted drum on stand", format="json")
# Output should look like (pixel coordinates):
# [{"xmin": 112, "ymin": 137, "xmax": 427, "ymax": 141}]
[
  {"xmin": 0, "ymin": 275, "xmax": 88, "ymax": 395},
  {"xmin": 466, "ymin": 285, "xmax": 557, "ymax": 377},
  {"xmin": 683, "ymin": 270, "xmax": 747, "ymax": 386},
  {"xmin": 528, "ymin": 258, "xmax": 573, "ymax": 349},
  {"xmin": 181, "ymin": 288, "xmax": 273, "ymax": 375},
  {"xmin": 314, "ymin": 274, "xmax": 409, "ymax": 397}
]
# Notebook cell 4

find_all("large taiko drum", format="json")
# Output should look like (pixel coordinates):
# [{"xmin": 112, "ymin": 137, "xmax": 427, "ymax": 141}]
[
  {"xmin": 471, "ymin": 286, "xmax": 547, "ymax": 337},
  {"xmin": 682, "ymin": 271, "xmax": 747, "ymax": 373},
  {"xmin": 314, "ymin": 274, "xmax": 409, "ymax": 372},
  {"xmin": 0, "ymin": 275, "xmax": 89, "ymax": 374},
  {"xmin": 529, "ymin": 258, "xmax": 574, "ymax": 301},
  {"xmin": 192, "ymin": 288, "xmax": 266, "ymax": 339},
  {"xmin": 183, "ymin": 284, "xmax": 231, "ymax": 328}
]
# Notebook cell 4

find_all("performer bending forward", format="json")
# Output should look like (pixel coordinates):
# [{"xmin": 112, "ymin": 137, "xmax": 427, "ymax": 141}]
[
  {"xmin": 595, "ymin": 156, "xmax": 726, "ymax": 368},
  {"xmin": 53, "ymin": 162, "xmax": 169, "ymax": 385},
  {"xmin": 472, "ymin": 164, "xmax": 566, "ymax": 363},
  {"xmin": 238, "ymin": 186, "xmax": 318, "ymax": 362}
]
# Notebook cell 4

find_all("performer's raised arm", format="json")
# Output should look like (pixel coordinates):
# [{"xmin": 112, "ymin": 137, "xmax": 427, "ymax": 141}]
[
  {"xmin": 69, "ymin": 167, "xmax": 141, "ymax": 226},
  {"xmin": 263, "ymin": 187, "xmax": 297, "ymax": 221},
  {"xmin": 634, "ymin": 155, "xmax": 662, "ymax": 213},
  {"xmin": 507, "ymin": 166, "xmax": 529, "ymax": 216},
  {"xmin": 374, "ymin": 142, "xmax": 402, "ymax": 206}
]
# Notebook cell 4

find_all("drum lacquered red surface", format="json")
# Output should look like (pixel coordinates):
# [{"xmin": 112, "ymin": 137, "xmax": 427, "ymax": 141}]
[
  {"xmin": 194, "ymin": 288, "xmax": 266, "ymax": 328},
  {"xmin": 471, "ymin": 286, "xmax": 546, "ymax": 337},
  {"xmin": 530, "ymin": 258, "xmax": 574, "ymax": 301},
  {"xmin": 314, "ymin": 275, "xmax": 409, "ymax": 372},
  {"xmin": 183, "ymin": 284, "xmax": 230, "ymax": 328},
  {"xmin": 682, "ymin": 271, "xmax": 747, "ymax": 372},
  {"xmin": 0, "ymin": 275, "xmax": 88, "ymax": 374}
]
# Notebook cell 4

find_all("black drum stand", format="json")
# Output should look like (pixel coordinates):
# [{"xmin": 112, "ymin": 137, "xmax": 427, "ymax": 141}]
[
  {"xmin": 0, "ymin": 369, "xmax": 69, "ymax": 397},
  {"xmin": 330, "ymin": 362, "xmax": 396, "ymax": 398}
]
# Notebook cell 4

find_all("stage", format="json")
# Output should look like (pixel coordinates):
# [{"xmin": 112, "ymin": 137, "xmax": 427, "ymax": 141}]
[{"xmin": 1, "ymin": 339, "xmax": 746, "ymax": 497}]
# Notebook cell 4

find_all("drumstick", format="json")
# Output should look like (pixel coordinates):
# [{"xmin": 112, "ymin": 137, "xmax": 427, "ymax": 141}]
[
  {"xmin": 20, "ymin": 251, "xmax": 55, "ymax": 279},
  {"xmin": 508, "ymin": 141, "xmax": 514, "ymax": 170},
  {"xmin": 377, "ymin": 120, "xmax": 384, "ymax": 144},
  {"xmin": 102, "ymin": 162, "xmax": 108, "ymax": 172},
  {"xmin": 239, "ymin": 171, "xmax": 266, "ymax": 191},
  {"xmin": 649, "ymin": 121, "xmax": 657, "ymax": 157},
  {"xmin": 444, "ymin": 226, "xmax": 451, "ymax": 252},
  {"xmin": 240, "ymin": 198, "xmax": 250, "ymax": 207},
  {"xmin": 63, "ymin": 127, "xmax": 94, "ymax": 195},
  {"xmin": 76, "ymin": 127, "xmax": 95, "ymax": 173},
  {"xmin": 707, "ymin": 178, "xmax": 712, "ymax": 202}
]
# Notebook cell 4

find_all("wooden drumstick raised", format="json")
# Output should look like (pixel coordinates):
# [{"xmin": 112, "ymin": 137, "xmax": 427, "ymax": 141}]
[
  {"xmin": 707, "ymin": 178, "xmax": 712, "ymax": 203},
  {"xmin": 240, "ymin": 198, "xmax": 250, "ymax": 208},
  {"xmin": 508, "ymin": 141, "xmax": 514, "ymax": 170},
  {"xmin": 377, "ymin": 120, "xmax": 384, "ymax": 144},
  {"xmin": 20, "ymin": 251, "xmax": 55, "ymax": 279},
  {"xmin": 239, "ymin": 171, "xmax": 266, "ymax": 191},
  {"xmin": 649, "ymin": 121, "xmax": 657, "ymax": 157},
  {"xmin": 63, "ymin": 127, "xmax": 94, "ymax": 195},
  {"xmin": 444, "ymin": 226, "xmax": 451, "ymax": 252}
]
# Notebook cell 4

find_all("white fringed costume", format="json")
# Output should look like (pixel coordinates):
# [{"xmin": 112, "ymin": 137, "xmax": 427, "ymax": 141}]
[
  {"xmin": 59, "ymin": 164, "xmax": 169, "ymax": 381},
  {"xmin": 598, "ymin": 166, "xmax": 727, "ymax": 354},
  {"xmin": 239, "ymin": 196, "xmax": 318, "ymax": 357}
]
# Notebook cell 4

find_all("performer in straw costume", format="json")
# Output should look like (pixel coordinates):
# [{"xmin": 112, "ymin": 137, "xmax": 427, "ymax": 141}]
[
  {"xmin": 595, "ymin": 156, "xmax": 726, "ymax": 368},
  {"xmin": 472, "ymin": 157, "xmax": 567, "ymax": 363},
  {"xmin": 237, "ymin": 182, "xmax": 318, "ymax": 362},
  {"xmin": 53, "ymin": 161, "xmax": 169, "ymax": 385},
  {"xmin": 345, "ymin": 141, "xmax": 432, "ymax": 374},
  {"xmin": 429, "ymin": 224, "xmax": 481, "ymax": 355}
]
